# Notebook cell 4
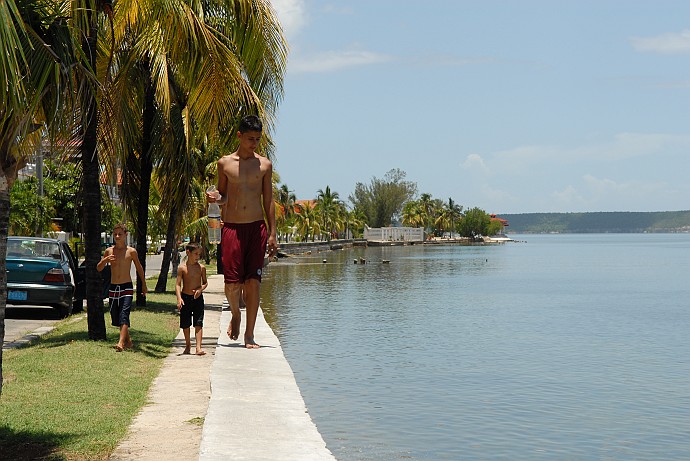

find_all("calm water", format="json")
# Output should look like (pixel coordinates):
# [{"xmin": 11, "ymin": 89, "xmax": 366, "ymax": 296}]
[{"xmin": 260, "ymin": 234, "xmax": 690, "ymax": 460}]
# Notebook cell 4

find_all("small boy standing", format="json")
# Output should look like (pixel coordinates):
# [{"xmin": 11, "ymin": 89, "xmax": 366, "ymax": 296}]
[
  {"xmin": 175, "ymin": 243, "xmax": 208, "ymax": 355},
  {"xmin": 97, "ymin": 223, "xmax": 147, "ymax": 352}
]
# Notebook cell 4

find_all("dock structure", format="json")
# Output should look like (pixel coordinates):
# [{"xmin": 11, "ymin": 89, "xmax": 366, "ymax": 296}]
[{"xmin": 364, "ymin": 226, "xmax": 424, "ymax": 246}]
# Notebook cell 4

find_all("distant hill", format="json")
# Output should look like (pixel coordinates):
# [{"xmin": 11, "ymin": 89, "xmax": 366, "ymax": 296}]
[{"xmin": 500, "ymin": 211, "xmax": 690, "ymax": 234}]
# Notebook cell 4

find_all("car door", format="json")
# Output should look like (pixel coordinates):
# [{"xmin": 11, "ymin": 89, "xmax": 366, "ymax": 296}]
[{"xmin": 62, "ymin": 242, "xmax": 85, "ymax": 300}]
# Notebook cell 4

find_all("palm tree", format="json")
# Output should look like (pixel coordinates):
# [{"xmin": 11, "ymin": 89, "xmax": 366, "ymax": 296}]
[
  {"xmin": 442, "ymin": 198, "xmax": 463, "ymax": 237},
  {"xmin": 294, "ymin": 202, "xmax": 320, "ymax": 242},
  {"xmin": 275, "ymin": 183, "xmax": 297, "ymax": 241},
  {"xmin": 78, "ymin": 0, "xmax": 112, "ymax": 338},
  {"xmin": 344, "ymin": 207, "xmax": 367, "ymax": 238},
  {"xmin": 1, "ymin": 0, "xmax": 92, "ymax": 387},
  {"xmin": 402, "ymin": 201, "xmax": 425, "ymax": 228},
  {"xmin": 316, "ymin": 186, "xmax": 342, "ymax": 241}
]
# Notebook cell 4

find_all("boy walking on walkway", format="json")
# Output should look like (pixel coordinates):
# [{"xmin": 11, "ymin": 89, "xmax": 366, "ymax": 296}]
[
  {"xmin": 97, "ymin": 223, "xmax": 147, "ymax": 352},
  {"xmin": 206, "ymin": 115, "xmax": 278, "ymax": 348},
  {"xmin": 175, "ymin": 243, "xmax": 208, "ymax": 355}
]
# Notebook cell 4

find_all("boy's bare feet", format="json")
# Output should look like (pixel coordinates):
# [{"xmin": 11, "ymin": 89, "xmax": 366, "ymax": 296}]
[
  {"xmin": 227, "ymin": 315, "xmax": 240, "ymax": 340},
  {"xmin": 244, "ymin": 335, "xmax": 260, "ymax": 349},
  {"xmin": 196, "ymin": 349, "xmax": 206, "ymax": 356},
  {"xmin": 125, "ymin": 340, "xmax": 133, "ymax": 350},
  {"xmin": 183, "ymin": 347, "xmax": 191, "ymax": 355},
  {"xmin": 115, "ymin": 344, "xmax": 124, "ymax": 352}
]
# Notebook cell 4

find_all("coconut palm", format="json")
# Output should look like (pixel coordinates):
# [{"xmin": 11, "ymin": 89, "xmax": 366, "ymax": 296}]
[
  {"xmin": 316, "ymin": 186, "xmax": 342, "ymax": 241},
  {"xmin": 275, "ymin": 183, "xmax": 297, "ymax": 241},
  {"xmin": 294, "ymin": 202, "xmax": 320, "ymax": 242},
  {"xmin": 344, "ymin": 208, "xmax": 367, "ymax": 238},
  {"xmin": 1, "ymin": 0, "xmax": 95, "ymax": 386},
  {"xmin": 402, "ymin": 201, "xmax": 425, "ymax": 228},
  {"xmin": 443, "ymin": 197, "xmax": 463, "ymax": 236}
]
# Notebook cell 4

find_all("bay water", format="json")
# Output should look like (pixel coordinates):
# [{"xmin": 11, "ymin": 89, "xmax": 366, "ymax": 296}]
[{"xmin": 260, "ymin": 234, "xmax": 690, "ymax": 460}]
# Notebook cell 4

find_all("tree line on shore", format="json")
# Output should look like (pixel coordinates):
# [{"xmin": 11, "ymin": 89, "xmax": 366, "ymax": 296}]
[
  {"xmin": 266, "ymin": 169, "xmax": 503, "ymax": 242},
  {"xmin": 501, "ymin": 211, "xmax": 690, "ymax": 234}
]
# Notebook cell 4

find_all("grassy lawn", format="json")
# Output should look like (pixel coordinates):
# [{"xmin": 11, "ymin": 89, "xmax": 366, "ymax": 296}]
[{"xmin": 0, "ymin": 282, "xmax": 181, "ymax": 461}]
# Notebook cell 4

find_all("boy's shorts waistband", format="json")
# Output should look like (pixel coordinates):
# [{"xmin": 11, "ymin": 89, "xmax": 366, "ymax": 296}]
[{"xmin": 223, "ymin": 220, "xmax": 265, "ymax": 229}]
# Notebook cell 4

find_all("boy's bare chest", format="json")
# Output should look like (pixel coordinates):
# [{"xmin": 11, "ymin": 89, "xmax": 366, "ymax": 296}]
[
  {"xmin": 186, "ymin": 264, "xmax": 201, "ymax": 279},
  {"xmin": 113, "ymin": 247, "xmax": 131, "ymax": 263},
  {"xmin": 224, "ymin": 158, "xmax": 263, "ymax": 185}
]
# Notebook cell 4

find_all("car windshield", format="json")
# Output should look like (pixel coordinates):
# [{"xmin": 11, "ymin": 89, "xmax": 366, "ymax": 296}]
[{"xmin": 7, "ymin": 240, "xmax": 61, "ymax": 259}]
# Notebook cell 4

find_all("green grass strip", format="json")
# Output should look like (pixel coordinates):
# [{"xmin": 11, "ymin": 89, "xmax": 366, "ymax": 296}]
[{"xmin": 1, "ymin": 290, "xmax": 180, "ymax": 460}]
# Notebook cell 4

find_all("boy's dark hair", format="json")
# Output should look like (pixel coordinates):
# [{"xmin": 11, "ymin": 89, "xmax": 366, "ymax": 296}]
[
  {"xmin": 186, "ymin": 242, "xmax": 201, "ymax": 253},
  {"xmin": 239, "ymin": 115, "xmax": 262, "ymax": 133}
]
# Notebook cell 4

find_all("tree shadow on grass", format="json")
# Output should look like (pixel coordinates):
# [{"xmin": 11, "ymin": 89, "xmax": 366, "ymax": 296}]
[
  {"xmin": 24, "ymin": 300, "xmax": 181, "ymax": 359},
  {"xmin": 0, "ymin": 425, "xmax": 73, "ymax": 461}
]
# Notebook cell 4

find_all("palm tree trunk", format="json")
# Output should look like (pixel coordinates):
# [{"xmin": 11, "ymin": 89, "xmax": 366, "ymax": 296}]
[
  {"xmin": 82, "ymin": 16, "xmax": 106, "ymax": 340},
  {"xmin": 154, "ymin": 203, "xmax": 178, "ymax": 292},
  {"xmin": 134, "ymin": 67, "xmax": 155, "ymax": 306},
  {"xmin": 0, "ymin": 179, "xmax": 10, "ymax": 393}
]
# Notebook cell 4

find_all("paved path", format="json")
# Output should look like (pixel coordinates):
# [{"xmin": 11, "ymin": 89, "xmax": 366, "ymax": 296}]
[{"xmin": 110, "ymin": 274, "xmax": 336, "ymax": 460}]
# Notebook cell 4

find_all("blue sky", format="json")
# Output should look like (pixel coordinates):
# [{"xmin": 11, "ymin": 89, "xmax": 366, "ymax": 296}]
[{"xmin": 270, "ymin": 0, "xmax": 690, "ymax": 214}]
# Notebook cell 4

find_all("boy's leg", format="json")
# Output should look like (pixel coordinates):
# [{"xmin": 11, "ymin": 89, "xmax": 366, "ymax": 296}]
[
  {"xmin": 195, "ymin": 326, "xmax": 205, "ymax": 355},
  {"xmin": 182, "ymin": 327, "xmax": 191, "ymax": 354},
  {"xmin": 117, "ymin": 324, "xmax": 129, "ymax": 351},
  {"xmin": 224, "ymin": 282, "xmax": 242, "ymax": 340},
  {"xmin": 243, "ymin": 278, "xmax": 260, "ymax": 348},
  {"xmin": 123, "ymin": 325, "xmax": 132, "ymax": 350}
]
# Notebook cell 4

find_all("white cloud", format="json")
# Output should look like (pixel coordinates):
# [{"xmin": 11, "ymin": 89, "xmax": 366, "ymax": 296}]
[
  {"xmin": 271, "ymin": 0, "xmax": 308, "ymax": 39},
  {"xmin": 630, "ymin": 29, "xmax": 690, "ymax": 54},
  {"xmin": 552, "ymin": 185, "xmax": 587, "ymax": 207},
  {"xmin": 582, "ymin": 174, "xmax": 621, "ymax": 192},
  {"xmin": 288, "ymin": 50, "xmax": 393, "ymax": 74},
  {"xmin": 492, "ymin": 133, "xmax": 690, "ymax": 167},
  {"xmin": 461, "ymin": 154, "xmax": 490, "ymax": 174}
]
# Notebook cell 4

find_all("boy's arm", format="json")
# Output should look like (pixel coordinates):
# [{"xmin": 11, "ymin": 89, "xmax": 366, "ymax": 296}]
[
  {"xmin": 175, "ymin": 267, "xmax": 185, "ymax": 309},
  {"xmin": 200, "ymin": 265, "xmax": 208, "ymax": 292},
  {"xmin": 212, "ymin": 158, "xmax": 228, "ymax": 205},
  {"xmin": 262, "ymin": 161, "xmax": 278, "ymax": 257},
  {"xmin": 130, "ymin": 248, "xmax": 148, "ymax": 295},
  {"xmin": 97, "ymin": 248, "xmax": 114, "ymax": 272}
]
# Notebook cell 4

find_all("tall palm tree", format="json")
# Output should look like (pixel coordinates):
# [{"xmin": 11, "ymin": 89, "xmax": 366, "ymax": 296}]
[
  {"xmin": 442, "ymin": 197, "xmax": 463, "ymax": 236},
  {"xmin": 294, "ymin": 202, "xmax": 320, "ymax": 242},
  {"xmin": 316, "ymin": 186, "xmax": 342, "ymax": 241},
  {"xmin": 1, "ymin": 0, "xmax": 92, "ymax": 387},
  {"xmin": 402, "ymin": 201, "xmax": 425, "ymax": 228},
  {"xmin": 275, "ymin": 183, "xmax": 297, "ymax": 242},
  {"xmin": 77, "ymin": 0, "xmax": 113, "ymax": 338},
  {"xmin": 344, "ymin": 207, "xmax": 367, "ymax": 238}
]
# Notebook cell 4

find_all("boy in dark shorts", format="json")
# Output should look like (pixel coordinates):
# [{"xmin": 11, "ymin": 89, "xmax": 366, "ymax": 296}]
[
  {"xmin": 175, "ymin": 243, "xmax": 208, "ymax": 355},
  {"xmin": 97, "ymin": 223, "xmax": 147, "ymax": 352}
]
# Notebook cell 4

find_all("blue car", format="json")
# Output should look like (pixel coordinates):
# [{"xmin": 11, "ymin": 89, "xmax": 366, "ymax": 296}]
[{"xmin": 5, "ymin": 237, "xmax": 85, "ymax": 318}]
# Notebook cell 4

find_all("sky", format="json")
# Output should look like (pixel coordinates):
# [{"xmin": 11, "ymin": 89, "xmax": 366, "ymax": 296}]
[{"xmin": 269, "ymin": 0, "xmax": 690, "ymax": 214}]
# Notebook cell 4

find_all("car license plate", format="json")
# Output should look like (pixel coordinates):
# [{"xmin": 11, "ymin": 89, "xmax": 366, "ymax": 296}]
[{"xmin": 8, "ymin": 290, "xmax": 28, "ymax": 301}]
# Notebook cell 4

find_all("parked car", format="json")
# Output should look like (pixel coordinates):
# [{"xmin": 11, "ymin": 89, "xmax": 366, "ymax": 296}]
[
  {"xmin": 148, "ymin": 239, "xmax": 166, "ymax": 254},
  {"xmin": 5, "ymin": 236, "xmax": 85, "ymax": 318}
]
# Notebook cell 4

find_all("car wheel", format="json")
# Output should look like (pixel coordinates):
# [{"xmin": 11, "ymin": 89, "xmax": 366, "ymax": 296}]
[
  {"xmin": 57, "ymin": 303, "xmax": 73, "ymax": 319},
  {"xmin": 73, "ymin": 298, "xmax": 84, "ymax": 313}
]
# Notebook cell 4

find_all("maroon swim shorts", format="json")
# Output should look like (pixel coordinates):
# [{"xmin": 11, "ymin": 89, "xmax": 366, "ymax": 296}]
[{"xmin": 221, "ymin": 220, "xmax": 268, "ymax": 284}]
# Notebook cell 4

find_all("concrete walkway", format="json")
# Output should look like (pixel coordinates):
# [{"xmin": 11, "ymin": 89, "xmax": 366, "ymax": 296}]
[{"xmin": 111, "ymin": 274, "xmax": 336, "ymax": 460}]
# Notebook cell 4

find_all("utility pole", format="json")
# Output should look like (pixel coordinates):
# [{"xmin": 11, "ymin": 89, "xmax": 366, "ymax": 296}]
[{"xmin": 36, "ymin": 149, "xmax": 44, "ymax": 237}]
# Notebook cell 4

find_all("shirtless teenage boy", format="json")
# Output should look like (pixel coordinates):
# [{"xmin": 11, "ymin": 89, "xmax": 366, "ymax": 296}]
[
  {"xmin": 175, "ymin": 242, "xmax": 208, "ymax": 355},
  {"xmin": 206, "ymin": 115, "xmax": 278, "ymax": 348},
  {"xmin": 97, "ymin": 223, "xmax": 147, "ymax": 352}
]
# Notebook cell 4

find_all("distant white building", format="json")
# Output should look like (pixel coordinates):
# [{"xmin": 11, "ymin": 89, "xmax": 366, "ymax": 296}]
[{"xmin": 363, "ymin": 226, "xmax": 424, "ymax": 243}]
